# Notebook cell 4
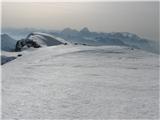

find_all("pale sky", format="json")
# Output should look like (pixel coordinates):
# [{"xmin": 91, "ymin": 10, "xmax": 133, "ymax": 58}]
[{"xmin": 2, "ymin": 2, "xmax": 159, "ymax": 41}]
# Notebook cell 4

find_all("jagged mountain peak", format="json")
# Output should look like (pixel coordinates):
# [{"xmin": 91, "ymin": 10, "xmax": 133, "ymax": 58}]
[
  {"xmin": 80, "ymin": 27, "xmax": 90, "ymax": 34},
  {"xmin": 62, "ymin": 27, "xmax": 73, "ymax": 31},
  {"xmin": 62, "ymin": 27, "xmax": 78, "ymax": 33}
]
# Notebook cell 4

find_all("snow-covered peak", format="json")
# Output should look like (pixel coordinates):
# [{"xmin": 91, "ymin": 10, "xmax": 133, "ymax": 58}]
[
  {"xmin": 62, "ymin": 27, "xmax": 73, "ymax": 32},
  {"xmin": 61, "ymin": 28, "xmax": 79, "ymax": 35},
  {"xmin": 80, "ymin": 27, "xmax": 90, "ymax": 34},
  {"xmin": 26, "ymin": 32, "xmax": 69, "ymax": 46}
]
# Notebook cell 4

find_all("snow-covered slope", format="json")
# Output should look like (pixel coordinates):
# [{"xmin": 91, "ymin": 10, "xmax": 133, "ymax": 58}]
[
  {"xmin": 2, "ymin": 45, "xmax": 159, "ymax": 119},
  {"xmin": 1, "ymin": 34, "xmax": 17, "ymax": 51},
  {"xmin": 26, "ymin": 32, "xmax": 69, "ymax": 47}
]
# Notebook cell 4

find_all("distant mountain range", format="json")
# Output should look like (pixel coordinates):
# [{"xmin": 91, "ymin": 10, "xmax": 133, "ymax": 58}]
[
  {"xmin": 53, "ymin": 27, "xmax": 159, "ymax": 54},
  {"xmin": 1, "ymin": 27, "xmax": 159, "ymax": 54}
]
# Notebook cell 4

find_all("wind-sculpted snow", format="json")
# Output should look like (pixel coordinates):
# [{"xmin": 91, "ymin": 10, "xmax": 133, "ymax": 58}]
[
  {"xmin": 2, "ymin": 45, "xmax": 159, "ymax": 119},
  {"xmin": 26, "ymin": 32, "xmax": 69, "ymax": 47}
]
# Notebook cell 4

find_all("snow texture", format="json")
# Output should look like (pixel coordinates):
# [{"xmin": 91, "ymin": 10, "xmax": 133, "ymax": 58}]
[{"xmin": 2, "ymin": 45, "xmax": 159, "ymax": 119}]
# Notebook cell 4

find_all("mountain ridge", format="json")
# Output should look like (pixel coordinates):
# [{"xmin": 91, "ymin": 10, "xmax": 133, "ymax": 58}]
[{"xmin": 1, "ymin": 27, "xmax": 159, "ymax": 54}]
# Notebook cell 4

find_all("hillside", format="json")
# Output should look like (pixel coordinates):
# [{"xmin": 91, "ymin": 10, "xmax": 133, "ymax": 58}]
[
  {"xmin": 2, "ymin": 45, "xmax": 159, "ymax": 119},
  {"xmin": 1, "ymin": 34, "xmax": 17, "ymax": 51}
]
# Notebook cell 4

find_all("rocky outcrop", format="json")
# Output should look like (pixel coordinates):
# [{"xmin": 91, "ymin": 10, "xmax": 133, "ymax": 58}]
[{"xmin": 15, "ymin": 39, "xmax": 41, "ymax": 52}]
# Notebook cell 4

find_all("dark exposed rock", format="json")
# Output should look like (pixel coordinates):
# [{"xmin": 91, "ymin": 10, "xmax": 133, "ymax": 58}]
[
  {"xmin": 17, "ymin": 54, "xmax": 22, "ymax": 57},
  {"xmin": 15, "ymin": 39, "xmax": 41, "ymax": 52},
  {"xmin": 1, "ymin": 56, "xmax": 17, "ymax": 65}
]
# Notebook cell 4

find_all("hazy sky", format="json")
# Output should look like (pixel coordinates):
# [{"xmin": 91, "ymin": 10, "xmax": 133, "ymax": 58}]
[{"xmin": 2, "ymin": 2, "xmax": 159, "ymax": 41}]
